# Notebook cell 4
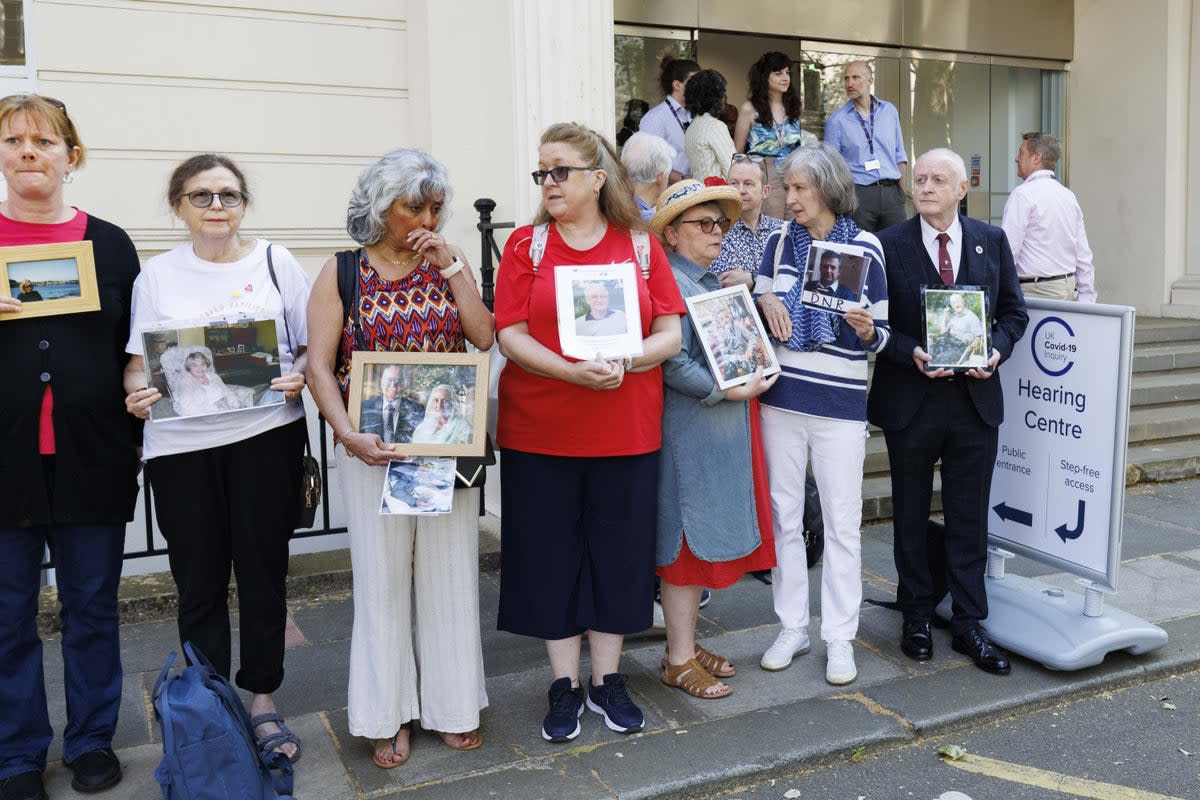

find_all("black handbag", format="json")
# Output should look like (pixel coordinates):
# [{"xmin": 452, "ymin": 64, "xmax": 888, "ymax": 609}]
[
  {"xmin": 267, "ymin": 244, "xmax": 322, "ymax": 529},
  {"xmin": 454, "ymin": 435, "xmax": 496, "ymax": 489}
]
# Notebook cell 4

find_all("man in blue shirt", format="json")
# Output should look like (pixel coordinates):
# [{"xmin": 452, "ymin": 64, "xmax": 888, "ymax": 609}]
[{"xmin": 823, "ymin": 61, "xmax": 909, "ymax": 232}]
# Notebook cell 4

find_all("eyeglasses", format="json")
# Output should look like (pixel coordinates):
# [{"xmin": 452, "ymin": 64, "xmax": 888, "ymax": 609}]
[
  {"xmin": 531, "ymin": 165, "xmax": 597, "ymax": 185},
  {"xmin": 731, "ymin": 154, "xmax": 764, "ymax": 164},
  {"xmin": 677, "ymin": 216, "xmax": 732, "ymax": 234},
  {"xmin": 184, "ymin": 189, "xmax": 245, "ymax": 208}
]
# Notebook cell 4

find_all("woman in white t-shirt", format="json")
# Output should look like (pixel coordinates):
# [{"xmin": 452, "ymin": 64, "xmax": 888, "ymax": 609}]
[{"xmin": 122, "ymin": 154, "xmax": 310, "ymax": 765}]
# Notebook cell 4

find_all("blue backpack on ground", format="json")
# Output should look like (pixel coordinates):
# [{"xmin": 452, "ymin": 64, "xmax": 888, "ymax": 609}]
[{"xmin": 152, "ymin": 642, "xmax": 297, "ymax": 800}]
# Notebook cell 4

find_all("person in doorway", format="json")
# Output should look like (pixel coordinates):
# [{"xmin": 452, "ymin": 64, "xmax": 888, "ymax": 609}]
[
  {"xmin": 867, "ymin": 148, "xmax": 1028, "ymax": 676},
  {"xmin": 823, "ymin": 60, "xmax": 909, "ymax": 232},
  {"xmin": 1001, "ymin": 131, "xmax": 1096, "ymax": 302},
  {"xmin": 638, "ymin": 57, "xmax": 701, "ymax": 182}
]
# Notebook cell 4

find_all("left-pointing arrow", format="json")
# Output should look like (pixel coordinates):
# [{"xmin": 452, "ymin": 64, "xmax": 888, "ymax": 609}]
[{"xmin": 992, "ymin": 501, "xmax": 1033, "ymax": 526}]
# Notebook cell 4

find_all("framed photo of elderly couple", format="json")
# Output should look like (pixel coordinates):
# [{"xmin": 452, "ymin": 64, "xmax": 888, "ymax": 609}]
[
  {"xmin": 800, "ymin": 240, "xmax": 871, "ymax": 316},
  {"xmin": 921, "ymin": 285, "xmax": 992, "ymax": 371},
  {"xmin": 0, "ymin": 241, "xmax": 100, "ymax": 321},
  {"xmin": 347, "ymin": 351, "xmax": 490, "ymax": 458},
  {"xmin": 685, "ymin": 285, "xmax": 780, "ymax": 391},
  {"xmin": 554, "ymin": 263, "xmax": 644, "ymax": 361}
]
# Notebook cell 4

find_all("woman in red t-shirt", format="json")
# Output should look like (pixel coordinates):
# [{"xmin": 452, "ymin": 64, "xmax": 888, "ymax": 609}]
[{"xmin": 494, "ymin": 123, "xmax": 684, "ymax": 743}]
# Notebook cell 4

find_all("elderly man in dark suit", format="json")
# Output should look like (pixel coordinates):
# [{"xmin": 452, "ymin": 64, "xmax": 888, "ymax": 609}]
[
  {"xmin": 359, "ymin": 365, "xmax": 424, "ymax": 444},
  {"xmin": 867, "ymin": 148, "xmax": 1028, "ymax": 675}
]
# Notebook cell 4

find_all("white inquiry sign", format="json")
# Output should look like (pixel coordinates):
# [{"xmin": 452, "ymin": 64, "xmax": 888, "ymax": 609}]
[{"xmin": 988, "ymin": 299, "xmax": 1135, "ymax": 591}]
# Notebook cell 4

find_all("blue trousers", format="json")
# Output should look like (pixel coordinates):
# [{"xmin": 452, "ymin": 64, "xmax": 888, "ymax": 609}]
[{"xmin": 0, "ymin": 524, "xmax": 125, "ymax": 779}]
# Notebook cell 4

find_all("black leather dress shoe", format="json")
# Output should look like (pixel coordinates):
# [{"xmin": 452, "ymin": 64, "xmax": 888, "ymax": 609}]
[
  {"xmin": 0, "ymin": 771, "xmax": 47, "ymax": 800},
  {"xmin": 65, "ymin": 748, "xmax": 121, "ymax": 793},
  {"xmin": 952, "ymin": 625, "xmax": 1011, "ymax": 675},
  {"xmin": 900, "ymin": 620, "xmax": 933, "ymax": 660}
]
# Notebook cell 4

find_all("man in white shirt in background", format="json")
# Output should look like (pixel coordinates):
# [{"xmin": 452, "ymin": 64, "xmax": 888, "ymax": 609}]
[{"xmin": 1001, "ymin": 131, "xmax": 1096, "ymax": 302}]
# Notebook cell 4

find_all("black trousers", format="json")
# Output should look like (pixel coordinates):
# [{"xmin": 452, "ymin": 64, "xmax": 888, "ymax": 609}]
[
  {"xmin": 883, "ymin": 379, "xmax": 997, "ymax": 636},
  {"xmin": 852, "ymin": 182, "xmax": 908, "ymax": 233},
  {"xmin": 146, "ymin": 418, "xmax": 305, "ymax": 693}
]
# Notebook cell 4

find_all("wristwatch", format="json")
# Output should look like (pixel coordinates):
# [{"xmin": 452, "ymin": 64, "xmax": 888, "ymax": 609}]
[{"xmin": 440, "ymin": 257, "xmax": 465, "ymax": 279}]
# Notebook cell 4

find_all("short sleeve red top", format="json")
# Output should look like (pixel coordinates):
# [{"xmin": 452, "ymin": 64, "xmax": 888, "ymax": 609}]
[{"xmin": 494, "ymin": 223, "xmax": 685, "ymax": 457}]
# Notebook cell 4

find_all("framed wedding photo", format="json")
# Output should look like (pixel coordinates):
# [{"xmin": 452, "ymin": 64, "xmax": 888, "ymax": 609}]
[
  {"xmin": 0, "ymin": 241, "xmax": 100, "ymax": 321},
  {"xmin": 347, "ymin": 351, "xmax": 490, "ymax": 457},
  {"xmin": 685, "ymin": 284, "xmax": 780, "ymax": 391},
  {"xmin": 921, "ymin": 285, "xmax": 992, "ymax": 371}
]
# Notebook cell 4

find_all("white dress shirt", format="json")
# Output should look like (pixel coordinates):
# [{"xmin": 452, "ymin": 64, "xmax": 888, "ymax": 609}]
[
  {"xmin": 1001, "ymin": 169, "xmax": 1096, "ymax": 302},
  {"xmin": 919, "ymin": 215, "xmax": 964, "ymax": 283}
]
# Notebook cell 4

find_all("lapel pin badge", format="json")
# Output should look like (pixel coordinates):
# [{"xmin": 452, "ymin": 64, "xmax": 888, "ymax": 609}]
[{"xmin": 975, "ymin": 245, "xmax": 983, "ymax": 254}]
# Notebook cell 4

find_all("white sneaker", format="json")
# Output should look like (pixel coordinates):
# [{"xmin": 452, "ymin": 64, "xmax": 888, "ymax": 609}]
[
  {"xmin": 650, "ymin": 602, "xmax": 666, "ymax": 631},
  {"xmin": 760, "ymin": 626, "xmax": 811, "ymax": 671},
  {"xmin": 825, "ymin": 639, "xmax": 857, "ymax": 685}
]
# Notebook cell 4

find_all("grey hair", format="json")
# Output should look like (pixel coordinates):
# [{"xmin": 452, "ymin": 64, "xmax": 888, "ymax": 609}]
[
  {"xmin": 346, "ymin": 149, "xmax": 453, "ymax": 245},
  {"xmin": 621, "ymin": 132, "xmax": 676, "ymax": 185},
  {"xmin": 918, "ymin": 148, "xmax": 968, "ymax": 183},
  {"xmin": 779, "ymin": 143, "xmax": 858, "ymax": 217}
]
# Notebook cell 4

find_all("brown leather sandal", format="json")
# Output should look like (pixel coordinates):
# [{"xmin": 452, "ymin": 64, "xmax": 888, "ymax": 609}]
[
  {"xmin": 663, "ymin": 644, "xmax": 735, "ymax": 678},
  {"xmin": 661, "ymin": 657, "xmax": 733, "ymax": 699}
]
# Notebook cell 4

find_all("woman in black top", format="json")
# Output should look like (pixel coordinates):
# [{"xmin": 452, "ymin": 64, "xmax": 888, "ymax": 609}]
[{"xmin": 0, "ymin": 94, "xmax": 140, "ymax": 800}]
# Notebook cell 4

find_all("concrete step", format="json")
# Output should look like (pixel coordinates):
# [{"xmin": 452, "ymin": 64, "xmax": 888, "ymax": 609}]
[
  {"xmin": 1134, "ymin": 317, "xmax": 1200, "ymax": 344},
  {"xmin": 1125, "ymin": 437, "xmax": 1200, "ymax": 484},
  {"xmin": 1131, "ymin": 368, "xmax": 1200, "ymax": 406},
  {"xmin": 1128, "ymin": 401, "xmax": 1200, "ymax": 443},
  {"xmin": 1133, "ymin": 341, "xmax": 1200, "ymax": 373}
]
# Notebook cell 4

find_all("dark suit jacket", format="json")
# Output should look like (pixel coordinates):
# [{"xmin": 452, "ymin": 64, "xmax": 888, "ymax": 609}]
[
  {"xmin": 866, "ymin": 214, "xmax": 1028, "ymax": 431},
  {"xmin": 359, "ymin": 395, "xmax": 424, "ymax": 443}
]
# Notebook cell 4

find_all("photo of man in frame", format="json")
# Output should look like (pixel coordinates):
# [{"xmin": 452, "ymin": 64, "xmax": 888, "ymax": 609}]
[
  {"xmin": 359, "ymin": 364, "xmax": 426, "ymax": 444},
  {"xmin": 573, "ymin": 279, "xmax": 628, "ymax": 336},
  {"xmin": 925, "ymin": 289, "xmax": 988, "ymax": 368}
]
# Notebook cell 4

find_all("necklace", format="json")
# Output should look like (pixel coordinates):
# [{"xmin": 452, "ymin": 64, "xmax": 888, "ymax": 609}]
[{"xmin": 372, "ymin": 246, "xmax": 422, "ymax": 269}]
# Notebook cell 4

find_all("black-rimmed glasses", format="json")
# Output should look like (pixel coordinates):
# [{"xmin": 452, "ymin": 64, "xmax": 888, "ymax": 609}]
[
  {"xmin": 677, "ymin": 216, "xmax": 732, "ymax": 234},
  {"xmin": 531, "ymin": 165, "xmax": 597, "ymax": 185},
  {"xmin": 185, "ymin": 189, "xmax": 245, "ymax": 209}
]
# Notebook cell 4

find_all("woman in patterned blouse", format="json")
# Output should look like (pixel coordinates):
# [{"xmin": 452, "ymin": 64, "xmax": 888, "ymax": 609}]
[{"xmin": 306, "ymin": 149, "xmax": 494, "ymax": 769}]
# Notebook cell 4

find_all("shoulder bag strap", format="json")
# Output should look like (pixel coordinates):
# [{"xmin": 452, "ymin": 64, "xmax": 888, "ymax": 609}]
[
  {"xmin": 630, "ymin": 229, "xmax": 651, "ymax": 279},
  {"xmin": 265, "ymin": 245, "xmax": 313, "ymax": 459},
  {"xmin": 530, "ymin": 223, "xmax": 550, "ymax": 272}
]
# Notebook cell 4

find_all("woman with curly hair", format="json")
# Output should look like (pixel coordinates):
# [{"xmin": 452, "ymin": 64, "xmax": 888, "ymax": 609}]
[
  {"xmin": 734, "ymin": 52, "xmax": 817, "ymax": 219},
  {"xmin": 684, "ymin": 69, "xmax": 735, "ymax": 182}
]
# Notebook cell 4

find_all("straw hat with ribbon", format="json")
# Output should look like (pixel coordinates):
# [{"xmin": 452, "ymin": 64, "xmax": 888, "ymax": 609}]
[{"xmin": 648, "ymin": 178, "xmax": 742, "ymax": 236}]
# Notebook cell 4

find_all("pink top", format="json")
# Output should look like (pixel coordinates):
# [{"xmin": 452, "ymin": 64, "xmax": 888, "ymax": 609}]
[
  {"xmin": 0, "ymin": 208, "xmax": 90, "ymax": 454},
  {"xmin": 1001, "ymin": 170, "xmax": 1096, "ymax": 302}
]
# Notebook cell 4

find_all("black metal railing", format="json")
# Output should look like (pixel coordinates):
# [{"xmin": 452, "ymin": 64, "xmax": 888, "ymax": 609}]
[{"xmin": 49, "ymin": 199, "xmax": 516, "ymax": 567}]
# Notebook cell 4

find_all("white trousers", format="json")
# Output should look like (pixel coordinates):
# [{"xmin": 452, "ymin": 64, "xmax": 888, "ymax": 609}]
[
  {"xmin": 761, "ymin": 406, "xmax": 866, "ymax": 641},
  {"xmin": 337, "ymin": 446, "xmax": 488, "ymax": 738}
]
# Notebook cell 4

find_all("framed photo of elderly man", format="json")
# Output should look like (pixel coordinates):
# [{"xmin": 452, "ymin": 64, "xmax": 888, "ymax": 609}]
[
  {"xmin": 140, "ymin": 317, "xmax": 287, "ymax": 421},
  {"xmin": 0, "ymin": 241, "xmax": 100, "ymax": 321},
  {"xmin": 921, "ymin": 286, "xmax": 992, "ymax": 371},
  {"xmin": 347, "ymin": 351, "xmax": 490, "ymax": 458},
  {"xmin": 799, "ymin": 240, "xmax": 870, "ymax": 316},
  {"xmin": 685, "ymin": 285, "xmax": 781, "ymax": 391},
  {"xmin": 554, "ymin": 262, "xmax": 644, "ymax": 361}
]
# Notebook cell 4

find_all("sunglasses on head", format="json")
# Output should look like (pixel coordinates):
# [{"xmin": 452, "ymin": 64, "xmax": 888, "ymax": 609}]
[
  {"xmin": 531, "ymin": 165, "xmax": 597, "ymax": 185},
  {"xmin": 184, "ymin": 189, "xmax": 245, "ymax": 209}
]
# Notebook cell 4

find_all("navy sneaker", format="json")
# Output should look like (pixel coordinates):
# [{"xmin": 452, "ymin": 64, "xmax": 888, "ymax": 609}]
[
  {"xmin": 586, "ymin": 673, "xmax": 644, "ymax": 734},
  {"xmin": 541, "ymin": 677, "xmax": 585, "ymax": 742}
]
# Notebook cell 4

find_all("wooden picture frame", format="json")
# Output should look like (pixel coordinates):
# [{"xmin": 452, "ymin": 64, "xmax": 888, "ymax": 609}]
[
  {"xmin": 0, "ymin": 241, "xmax": 100, "ymax": 321},
  {"xmin": 684, "ymin": 284, "xmax": 781, "ymax": 391},
  {"xmin": 348, "ymin": 351, "xmax": 490, "ymax": 457}
]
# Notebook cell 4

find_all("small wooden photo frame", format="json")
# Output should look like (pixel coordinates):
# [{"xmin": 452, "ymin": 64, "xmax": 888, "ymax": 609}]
[
  {"xmin": 921, "ymin": 285, "xmax": 992, "ymax": 371},
  {"xmin": 0, "ymin": 241, "xmax": 99, "ymax": 321},
  {"xmin": 799, "ymin": 240, "xmax": 870, "ymax": 316},
  {"xmin": 554, "ymin": 262, "xmax": 644, "ymax": 361},
  {"xmin": 685, "ymin": 284, "xmax": 781, "ymax": 391},
  {"xmin": 348, "ymin": 351, "xmax": 490, "ymax": 457}
]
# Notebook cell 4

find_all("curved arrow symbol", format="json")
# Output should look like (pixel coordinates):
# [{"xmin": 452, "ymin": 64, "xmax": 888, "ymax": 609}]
[
  {"xmin": 1055, "ymin": 500, "xmax": 1086, "ymax": 542},
  {"xmin": 992, "ymin": 501, "xmax": 1032, "ymax": 526}
]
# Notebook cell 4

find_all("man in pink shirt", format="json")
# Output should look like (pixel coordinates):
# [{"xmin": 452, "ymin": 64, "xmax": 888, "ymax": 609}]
[{"xmin": 1001, "ymin": 132, "xmax": 1096, "ymax": 302}]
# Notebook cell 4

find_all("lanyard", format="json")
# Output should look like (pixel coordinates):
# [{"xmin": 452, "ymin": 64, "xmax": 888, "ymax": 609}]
[
  {"xmin": 853, "ymin": 97, "xmax": 878, "ymax": 156},
  {"xmin": 668, "ymin": 97, "xmax": 690, "ymax": 132}
]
